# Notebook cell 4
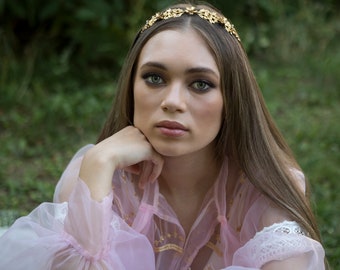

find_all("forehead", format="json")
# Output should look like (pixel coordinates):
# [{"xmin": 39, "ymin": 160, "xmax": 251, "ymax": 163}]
[{"xmin": 137, "ymin": 29, "xmax": 219, "ymax": 73}]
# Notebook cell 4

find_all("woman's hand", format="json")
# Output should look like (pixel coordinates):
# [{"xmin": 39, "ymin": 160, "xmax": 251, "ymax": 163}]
[{"xmin": 79, "ymin": 126, "xmax": 164, "ymax": 201}]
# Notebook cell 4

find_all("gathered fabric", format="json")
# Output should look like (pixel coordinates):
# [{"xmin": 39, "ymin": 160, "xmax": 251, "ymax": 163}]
[{"xmin": 0, "ymin": 145, "xmax": 325, "ymax": 269}]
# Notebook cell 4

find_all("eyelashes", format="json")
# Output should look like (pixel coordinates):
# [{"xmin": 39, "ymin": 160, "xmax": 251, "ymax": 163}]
[
  {"xmin": 191, "ymin": 80, "xmax": 215, "ymax": 92},
  {"xmin": 142, "ymin": 73, "xmax": 165, "ymax": 85},
  {"xmin": 141, "ymin": 72, "xmax": 216, "ymax": 93}
]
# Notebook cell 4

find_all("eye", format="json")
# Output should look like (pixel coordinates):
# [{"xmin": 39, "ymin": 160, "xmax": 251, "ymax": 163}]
[
  {"xmin": 190, "ymin": 80, "xmax": 214, "ymax": 92},
  {"xmin": 142, "ymin": 73, "xmax": 164, "ymax": 85}
]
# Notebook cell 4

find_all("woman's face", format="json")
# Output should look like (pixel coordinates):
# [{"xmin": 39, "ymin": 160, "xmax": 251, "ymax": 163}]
[{"xmin": 133, "ymin": 28, "xmax": 223, "ymax": 157}]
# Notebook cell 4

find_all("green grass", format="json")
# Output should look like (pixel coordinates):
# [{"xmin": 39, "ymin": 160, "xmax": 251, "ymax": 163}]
[{"xmin": 0, "ymin": 24, "xmax": 339, "ymax": 270}]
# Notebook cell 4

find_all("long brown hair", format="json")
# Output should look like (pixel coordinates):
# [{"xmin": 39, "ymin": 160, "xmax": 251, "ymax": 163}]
[{"xmin": 97, "ymin": 2, "xmax": 324, "ymax": 254}]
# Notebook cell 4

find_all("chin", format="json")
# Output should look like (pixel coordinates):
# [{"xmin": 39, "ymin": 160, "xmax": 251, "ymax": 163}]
[
  {"xmin": 152, "ymin": 142, "xmax": 188, "ymax": 157},
  {"xmin": 155, "ymin": 147, "xmax": 185, "ymax": 157}
]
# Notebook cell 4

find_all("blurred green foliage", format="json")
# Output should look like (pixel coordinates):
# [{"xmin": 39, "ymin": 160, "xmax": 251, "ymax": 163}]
[
  {"xmin": 1, "ymin": 0, "xmax": 337, "ymax": 76},
  {"xmin": 0, "ymin": 0, "xmax": 339, "ymax": 268}
]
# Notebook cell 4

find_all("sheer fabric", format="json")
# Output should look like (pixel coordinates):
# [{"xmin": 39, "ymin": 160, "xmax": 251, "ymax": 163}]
[{"xmin": 0, "ymin": 145, "xmax": 325, "ymax": 269}]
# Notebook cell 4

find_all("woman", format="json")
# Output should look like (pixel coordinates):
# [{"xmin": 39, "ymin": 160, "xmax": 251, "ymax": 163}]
[{"xmin": 0, "ymin": 3, "xmax": 325, "ymax": 270}]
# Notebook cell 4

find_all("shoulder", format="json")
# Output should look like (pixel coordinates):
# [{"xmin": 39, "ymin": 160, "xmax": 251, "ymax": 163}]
[
  {"xmin": 259, "ymin": 168, "xmax": 307, "ymax": 230},
  {"xmin": 229, "ymin": 169, "xmax": 306, "ymax": 238},
  {"xmin": 290, "ymin": 167, "xmax": 306, "ymax": 193},
  {"xmin": 228, "ymin": 170, "xmax": 325, "ymax": 268}
]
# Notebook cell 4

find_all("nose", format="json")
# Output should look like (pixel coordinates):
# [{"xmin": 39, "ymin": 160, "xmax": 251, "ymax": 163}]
[{"xmin": 160, "ymin": 82, "xmax": 186, "ymax": 113}]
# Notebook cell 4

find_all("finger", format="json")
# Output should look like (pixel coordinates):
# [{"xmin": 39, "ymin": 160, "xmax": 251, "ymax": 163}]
[
  {"xmin": 124, "ymin": 164, "xmax": 141, "ymax": 175},
  {"xmin": 139, "ymin": 152, "xmax": 164, "ymax": 188},
  {"xmin": 149, "ymin": 155, "xmax": 164, "ymax": 183}
]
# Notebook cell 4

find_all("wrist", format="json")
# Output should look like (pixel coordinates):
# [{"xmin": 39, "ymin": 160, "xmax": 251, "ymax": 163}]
[{"xmin": 79, "ymin": 150, "xmax": 117, "ymax": 201}]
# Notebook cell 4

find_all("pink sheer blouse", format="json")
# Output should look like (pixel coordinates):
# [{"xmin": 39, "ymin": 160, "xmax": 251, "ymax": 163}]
[{"xmin": 0, "ymin": 145, "xmax": 325, "ymax": 269}]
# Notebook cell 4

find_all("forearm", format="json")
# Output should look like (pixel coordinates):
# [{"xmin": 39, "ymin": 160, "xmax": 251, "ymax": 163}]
[{"xmin": 64, "ymin": 179, "xmax": 114, "ymax": 258}]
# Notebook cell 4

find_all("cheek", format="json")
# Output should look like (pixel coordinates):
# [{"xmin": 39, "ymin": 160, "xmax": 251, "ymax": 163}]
[
  {"xmin": 133, "ymin": 84, "xmax": 152, "ymax": 126},
  {"xmin": 133, "ymin": 85, "xmax": 143, "ymax": 126},
  {"xmin": 198, "ymin": 96, "xmax": 224, "ymax": 129}
]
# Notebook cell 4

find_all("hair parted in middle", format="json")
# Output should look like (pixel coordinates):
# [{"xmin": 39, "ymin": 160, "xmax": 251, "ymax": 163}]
[{"xmin": 97, "ymin": 2, "xmax": 322, "ymax": 245}]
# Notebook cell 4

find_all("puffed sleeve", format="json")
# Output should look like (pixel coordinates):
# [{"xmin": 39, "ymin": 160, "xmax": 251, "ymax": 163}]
[
  {"xmin": 0, "ymin": 147, "xmax": 155, "ymax": 270},
  {"xmin": 231, "ymin": 220, "xmax": 325, "ymax": 269},
  {"xmin": 222, "ymin": 171, "xmax": 325, "ymax": 270}
]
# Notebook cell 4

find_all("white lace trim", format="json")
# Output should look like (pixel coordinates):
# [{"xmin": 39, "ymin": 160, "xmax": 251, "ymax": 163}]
[
  {"xmin": 258, "ymin": 220, "xmax": 306, "ymax": 237},
  {"xmin": 235, "ymin": 220, "xmax": 310, "ymax": 268}
]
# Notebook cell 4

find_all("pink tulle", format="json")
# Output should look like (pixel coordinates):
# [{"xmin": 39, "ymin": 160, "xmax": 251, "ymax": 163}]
[{"xmin": 0, "ymin": 145, "xmax": 325, "ymax": 269}]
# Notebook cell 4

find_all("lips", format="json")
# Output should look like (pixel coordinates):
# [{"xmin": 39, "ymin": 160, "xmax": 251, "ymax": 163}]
[
  {"xmin": 156, "ymin": 120, "xmax": 188, "ymax": 137},
  {"xmin": 156, "ymin": 120, "xmax": 187, "ymax": 130}
]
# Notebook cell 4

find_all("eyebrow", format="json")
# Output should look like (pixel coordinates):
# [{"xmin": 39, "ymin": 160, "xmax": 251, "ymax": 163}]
[{"xmin": 139, "ymin": 61, "xmax": 219, "ymax": 79}]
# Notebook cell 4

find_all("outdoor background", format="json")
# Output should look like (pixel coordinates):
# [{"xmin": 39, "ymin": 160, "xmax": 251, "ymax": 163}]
[{"xmin": 0, "ymin": 0, "xmax": 339, "ymax": 268}]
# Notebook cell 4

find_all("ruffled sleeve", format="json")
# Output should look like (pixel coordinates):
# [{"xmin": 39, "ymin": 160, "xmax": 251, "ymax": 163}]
[
  {"xmin": 220, "ymin": 172, "xmax": 325, "ymax": 270},
  {"xmin": 231, "ymin": 221, "xmax": 325, "ymax": 269},
  {"xmin": 0, "ymin": 149, "xmax": 155, "ymax": 270}
]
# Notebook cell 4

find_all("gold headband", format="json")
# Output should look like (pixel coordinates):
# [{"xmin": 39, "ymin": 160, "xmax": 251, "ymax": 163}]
[{"xmin": 141, "ymin": 6, "xmax": 241, "ymax": 42}]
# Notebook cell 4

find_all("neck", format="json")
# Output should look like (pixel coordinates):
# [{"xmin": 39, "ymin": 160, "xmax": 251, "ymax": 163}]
[
  {"xmin": 157, "ymin": 149, "xmax": 222, "ymax": 234},
  {"xmin": 159, "ymin": 152, "xmax": 221, "ymax": 198}
]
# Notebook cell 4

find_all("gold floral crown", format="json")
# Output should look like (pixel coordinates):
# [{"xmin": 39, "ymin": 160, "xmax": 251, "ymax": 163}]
[{"xmin": 141, "ymin": 6, "xmax": 241, "ymax": 42}]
